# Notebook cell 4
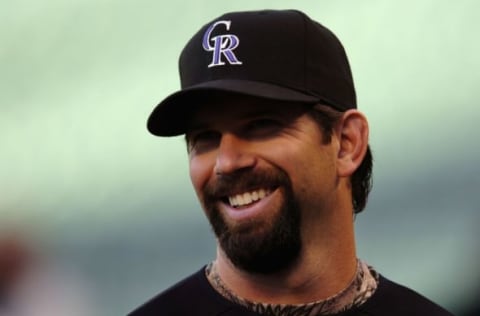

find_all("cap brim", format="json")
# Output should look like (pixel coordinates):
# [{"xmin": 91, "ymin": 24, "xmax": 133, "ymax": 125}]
[{"xmin": 147, "ymin": 79, "xmax": 320, "ymax": 136}]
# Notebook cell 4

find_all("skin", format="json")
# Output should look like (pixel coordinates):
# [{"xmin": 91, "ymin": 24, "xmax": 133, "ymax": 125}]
[{"xmin": 187, "ymin": 95, "xmax": 369, "ymax": 304}]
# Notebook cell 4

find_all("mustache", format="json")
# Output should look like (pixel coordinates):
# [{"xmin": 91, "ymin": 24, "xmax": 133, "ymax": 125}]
[{"xmin": 203, "ymin": 168, "xmax": 290, "ymax": 200}]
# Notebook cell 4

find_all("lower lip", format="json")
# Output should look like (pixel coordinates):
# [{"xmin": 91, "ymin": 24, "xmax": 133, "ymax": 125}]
[{"xmin": 221, "ymin": 189, "xmax": 280, "ymax": 222}]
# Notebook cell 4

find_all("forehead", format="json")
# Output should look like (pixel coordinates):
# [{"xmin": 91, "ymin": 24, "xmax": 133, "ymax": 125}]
[{"xmin": 186, "ymin": 94, "xmax": 310, "ymax": 130}]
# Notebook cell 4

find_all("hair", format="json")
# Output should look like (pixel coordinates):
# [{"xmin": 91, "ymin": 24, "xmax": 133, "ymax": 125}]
[{"xmin": 307, "ymin": 105, "xmax": 373, "ymax": 214}]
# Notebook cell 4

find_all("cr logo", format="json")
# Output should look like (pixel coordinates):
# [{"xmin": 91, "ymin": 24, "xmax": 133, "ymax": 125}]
[{"xmin": 202, "ymin": 20, "xmax": 243, "ymax": 68}]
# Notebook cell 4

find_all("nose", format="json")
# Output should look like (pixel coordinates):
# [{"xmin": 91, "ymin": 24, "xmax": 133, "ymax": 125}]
[{"xmin": 214, "ymin": 133, "xmax": 256, "ymax": 175}]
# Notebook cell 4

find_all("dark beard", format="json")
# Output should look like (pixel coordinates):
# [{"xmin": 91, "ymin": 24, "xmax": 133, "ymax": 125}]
[{"xmin": 202, "ymin": 168, "xmax": 302, "ymax": 274}]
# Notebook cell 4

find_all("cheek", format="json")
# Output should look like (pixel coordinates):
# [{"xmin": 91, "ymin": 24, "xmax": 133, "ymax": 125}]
[
  {"xmin": 189, "ymin": 155, "xmax": 214, "ymax": 197},
  {"xmin": 285, "ymin": 145, "xmax": 337, "ymax": 199}
]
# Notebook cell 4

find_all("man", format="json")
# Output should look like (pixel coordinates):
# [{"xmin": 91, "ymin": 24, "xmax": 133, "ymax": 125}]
[{"xmin": 129, "ymin": 9, "xmax": 453, "ymax": 316}]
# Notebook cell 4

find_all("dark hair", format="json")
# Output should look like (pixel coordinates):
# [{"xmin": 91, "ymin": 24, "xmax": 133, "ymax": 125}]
[{"xmin": 307, "ymin": 105, "xmax": 373, "ymax": 214}]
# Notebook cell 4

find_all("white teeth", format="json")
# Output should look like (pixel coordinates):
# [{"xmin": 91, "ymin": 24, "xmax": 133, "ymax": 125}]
[
  {"xmin": 237, "ymin": 195, "xmax": 245, "ymax": 205},
  {"xmin": 243, "ymin": 192, "xmax": 252, "ymax": 204},
  {"xmin": 228, "ymin": 189, "xmax": 271, "ymax": 207},
  {"xmin": 258, "ymin": 190, "xmax": 266, "ymax": 199}
]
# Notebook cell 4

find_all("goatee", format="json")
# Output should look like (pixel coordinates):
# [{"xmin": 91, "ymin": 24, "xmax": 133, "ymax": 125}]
[{"xmin": 202, "ymin": 168, "xmax": 302, "ymax": 274}]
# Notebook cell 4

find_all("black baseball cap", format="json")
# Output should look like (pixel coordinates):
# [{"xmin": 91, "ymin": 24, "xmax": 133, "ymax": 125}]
[{"xmin": 147, "ymin": 9, "xmax": 356, "ymax": 136}]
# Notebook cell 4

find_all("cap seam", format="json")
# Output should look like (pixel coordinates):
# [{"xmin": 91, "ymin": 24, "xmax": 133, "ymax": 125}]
[{"xmin": 300, "ymin": 11, "xmax": 308, "ymax": 94}]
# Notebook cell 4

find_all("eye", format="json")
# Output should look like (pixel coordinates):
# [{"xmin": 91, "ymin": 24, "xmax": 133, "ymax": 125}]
[{"xmin": 187, "ymin": 130, "xmax": 221, "ymax": 153}]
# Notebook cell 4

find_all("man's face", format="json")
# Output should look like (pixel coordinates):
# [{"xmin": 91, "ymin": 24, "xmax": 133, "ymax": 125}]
[{"xmin": 187, "ymin": 95, "xmax": 340, "ymax": 274}]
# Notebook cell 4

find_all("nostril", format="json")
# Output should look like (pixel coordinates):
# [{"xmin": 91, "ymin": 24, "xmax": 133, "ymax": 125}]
[
  {"xmin": 214, "ymin": 159, "xmax": 256, "ymax": 176},
  {"xmin": 213, "ymin": 134, "xmax": 257, "ymax": 175}
]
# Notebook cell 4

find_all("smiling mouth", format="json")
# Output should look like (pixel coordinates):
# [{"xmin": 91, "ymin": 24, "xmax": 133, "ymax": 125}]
[{"xmin": 225, "ymin": 188, "xmax": 273, "ymax": 208}]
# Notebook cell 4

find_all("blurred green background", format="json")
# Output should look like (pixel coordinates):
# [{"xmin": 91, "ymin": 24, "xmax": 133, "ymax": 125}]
[{"xmin": 1, "ymin": 1, "xmax": 479, "ymax": 315}]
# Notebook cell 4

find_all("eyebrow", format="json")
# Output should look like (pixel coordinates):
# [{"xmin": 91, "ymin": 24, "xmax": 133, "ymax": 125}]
[
  {"xmin": 187, "ymin": 109, "xmax": 277, "ymax": 131},
  {"xmin": 187, "ymin": 103, "xmax": 310, "ymax": 133}
]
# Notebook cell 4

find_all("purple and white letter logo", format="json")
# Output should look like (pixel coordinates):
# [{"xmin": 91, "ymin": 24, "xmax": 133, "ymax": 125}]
[{"xmin": 202, "ymin": 20, "xmax": 243, "ymax": 68}]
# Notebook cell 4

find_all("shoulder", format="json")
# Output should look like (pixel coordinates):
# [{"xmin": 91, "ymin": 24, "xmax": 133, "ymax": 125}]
[
  {"xmin": 352, "ymin": 274, "xmax": 454, "ymax": 316},
  {"xmin": 127, "ymin": 267, "xmax": 213, "ymax": 315},
  {"xmin": 126, "ymin": 267, "xmax": 251, "ymax": 316}
]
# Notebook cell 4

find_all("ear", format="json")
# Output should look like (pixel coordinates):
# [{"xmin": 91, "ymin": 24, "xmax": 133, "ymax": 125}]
[{"xmin": 335, "ymin": 110, "xmax": 369, "ymax": 177}]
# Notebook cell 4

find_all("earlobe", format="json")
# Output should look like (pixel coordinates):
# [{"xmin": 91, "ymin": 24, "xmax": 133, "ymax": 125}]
[{"xmin": 336, "ymin": 110, "xmax": 369, "ymax": 177}]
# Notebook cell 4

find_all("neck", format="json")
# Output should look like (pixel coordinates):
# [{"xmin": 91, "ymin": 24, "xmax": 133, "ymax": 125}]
[{"xmin": 214, "ymin": 208, "xmax": 357, "ymax": 304}]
